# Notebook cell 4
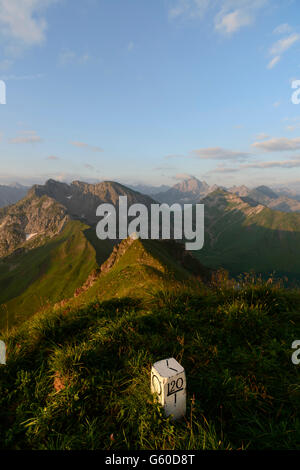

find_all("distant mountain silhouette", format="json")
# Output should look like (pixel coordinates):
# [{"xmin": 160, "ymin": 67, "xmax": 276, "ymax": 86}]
[
  {"xmin": 0, "ymin": 184, "xmax": 29, "ymax": 208},
  {"xmin": 154, "ymin": 177, "xmax": 216, "ymax": 205}
]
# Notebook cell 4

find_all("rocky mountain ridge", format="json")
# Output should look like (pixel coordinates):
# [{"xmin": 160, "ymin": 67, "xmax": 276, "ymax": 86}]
[{"xmin": 0, "ymin": 179, "xmax": 156, "ymax": 258}]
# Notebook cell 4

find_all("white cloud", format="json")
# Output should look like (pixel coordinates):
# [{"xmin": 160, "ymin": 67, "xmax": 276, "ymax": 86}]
[
  {"xmin": 1, "ymin": 73, "xmax": 43, "ymax": 80},
  {"xmin": 168, "ymin": 0, "xmax": 210, "ymax": 20},
  {"xmin": 173, "ymin": 173, "xmax": 194, "ymax": 180},
  {"xmin": 214, "ymin": 0, "xmax": 267, "ymax": 35},
  {"xmin": 9, "ymin": 130, "xmax": 43, "ymax": 144},
  {"xmin": 84, "ymin": 163, "xmax": 94, "ymax": 170},
  {"xmin": 209, "ymin": 164, "xmax": 239, "ymax": 173},
  {"xmin": 273, "ymin": 23, "xmax": 293, "ymax": 35},
  {"xmin": 165, "ymin": 147, "xmax": 251, "ymax": 161},
  {"xmin": 0, "ymin": 0, "xmax": 57, "ymax": 46},
  {"xmin": 242, "ymin": 157, "xmax": 300, "ymax": 169},
  {"xmin": 270, "ymin": 33, "xmax": 300, "ymax": 56},
  {"xmin": 286, "ymin": 124, "xmax": 300, "ymax": 132},
  {"xmin": 191, "ymin": 147, "xmax": 251, "ymax": 160},
  {"xmin": 59, "ymin": 49, "xmax": 91, "ymax": 66},
  {"xmin": 268, "ymin": 33, "xmax": 300, "ymax": 69},
  {"xmin": 70, "ymin": 141, "xmax": 103, "ymax": 153},
  {"xmin": 252, "ymin": 137, "xmax": 300, "ymax": 152},
  {"xmin": 169, "ymin": 0, "xmax": 267, "ymax": 35},
  {"xmin": 46, "ymin": 155, "xmax": 60, "ymax": 160},
  {"xmin": 255, "ymin": 133, "xmax": 269, "ymax": 140},
  {"xmin": 215, "ymin": 9, "xmax": 252, "ymax": 35},
  {"xmin": 267, "ymin": 55, "xmax": 280, "ymax": 69}
]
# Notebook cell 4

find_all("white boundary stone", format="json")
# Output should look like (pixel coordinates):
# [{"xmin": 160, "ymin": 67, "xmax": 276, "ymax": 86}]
[
  {"xmin": 151, "ymin": 357, "xmax": 186, "ymax": 420},
  {"xmin": 0, "ymin": 340, "xmax": 6, "ymax": 365}
]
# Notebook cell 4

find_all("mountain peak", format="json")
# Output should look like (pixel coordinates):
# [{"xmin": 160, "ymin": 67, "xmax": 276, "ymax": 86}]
[
  {"xmin": 255, "ymin": 185, "xmax": 278, "ymax": 199},
  {"xmin": 229, "ymin": 185, "xmax": 251, "ymax": 197},
  {"xmin": 154, "ymin": 177, "xmax": 210, "ymax": 205},
  {"xmin": 174, "ymin": 177, "xmax": 209, "ymax": 193}
]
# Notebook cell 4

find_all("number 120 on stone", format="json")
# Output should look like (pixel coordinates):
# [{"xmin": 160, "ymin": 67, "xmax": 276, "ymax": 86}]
[{"xmin": 151, "ymin": 358, "xmax": 186, "ymax": 420}]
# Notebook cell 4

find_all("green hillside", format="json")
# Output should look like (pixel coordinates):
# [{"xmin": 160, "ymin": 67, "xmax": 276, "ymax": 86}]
[
  {"xmin": 67, "ymin": 237, "xmax": 211, "ymax": 311},
  {"xmin": 0, "ymin": 220, "xmax": 113, "ymax": 330},
  {"xmin": 0, "ymin": 238, "xmax": 300, "ymax": 450},
  {"xmin": 195, "ymin": 190, "xmax": 300, "ymax": 282}
]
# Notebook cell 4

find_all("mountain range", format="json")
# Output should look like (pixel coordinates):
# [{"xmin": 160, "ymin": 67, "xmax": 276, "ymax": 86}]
[
  {"xmin": 153, "ymin": 176, "xmax": 300, "ymax": 213},
  {"xmin": 0, "ymin": 179, "xmax": 208, "ymax": 329},
  {"xmin": 1, "ymin": 176, "xmax": 300, "ymax": 330},
  {"xmin": 228, "ymin": 184, "xmax": 300, "ymax": 213},
  {"xmin": 4, "ymin": 176, "xmax": 300, "ymax": 213}
]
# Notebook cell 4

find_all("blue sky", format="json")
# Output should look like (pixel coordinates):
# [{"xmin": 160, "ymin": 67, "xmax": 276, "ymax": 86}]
[{"xmin": 0, "ymin": 0, "xmax": 300, "ymax": 188}]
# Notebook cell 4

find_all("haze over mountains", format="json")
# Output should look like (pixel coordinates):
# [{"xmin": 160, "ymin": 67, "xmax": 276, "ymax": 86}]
[
  {"xmin": 152, "ymin": 177, "xmax": 300, "ymax": 213},
  {"xmin": 0, "ymin": 183, "xmax": 29, "ymax": 208}
]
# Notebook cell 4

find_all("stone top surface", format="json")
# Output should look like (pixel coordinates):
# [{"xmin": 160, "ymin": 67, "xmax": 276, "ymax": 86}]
[{"xmin": 153, "ymin": 358, "xmax": 184, "ymax": 378}]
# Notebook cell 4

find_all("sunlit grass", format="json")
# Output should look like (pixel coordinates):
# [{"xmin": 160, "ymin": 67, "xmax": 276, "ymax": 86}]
[{"xmin": 1, "ymin": 273, "xmax": 300, "ymax": 450}]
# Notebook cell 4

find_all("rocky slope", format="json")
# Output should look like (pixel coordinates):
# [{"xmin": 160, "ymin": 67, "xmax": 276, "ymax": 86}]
[
  {"xmin": 32, "ymin": 179, "xmax": 156, "ymax": 224},
  {"xmin": 0, "ymin": 179, "xmax": 156, "ymax": 258},
  {"xmin": 0, "ymin": 193, "xmax": 69, "ymax": 257}
]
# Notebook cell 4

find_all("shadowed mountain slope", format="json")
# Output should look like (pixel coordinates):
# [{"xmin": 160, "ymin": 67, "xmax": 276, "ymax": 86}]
[
  {"xmin": 230, "ymin": 184, "xmax": 300, "ymax": 213},
  {"xmin": 194, "ymin": 189, "xmax": 300, "ymax": 281}
]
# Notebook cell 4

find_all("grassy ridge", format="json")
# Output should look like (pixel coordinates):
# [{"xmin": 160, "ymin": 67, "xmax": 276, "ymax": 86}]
[
  {"xmin": 0, "ymin": 240, "xmax": 300, "ymax": 450},
  {"xmin": 59, "ymin": 238, "xmax": 211, "ymax": 311},
  {"xmin": 0, "ymin": 221, "xmax": 113, "ymax": 330}
]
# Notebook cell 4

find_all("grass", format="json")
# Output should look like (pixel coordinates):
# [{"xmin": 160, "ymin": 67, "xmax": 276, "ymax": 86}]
[
  {"xmin": 0, "ymin": 240, "xmax": 300, "ymax": 450},
  {"xmin": 0, "ymin": 220, "xmax": 113, "ymax": 330}
]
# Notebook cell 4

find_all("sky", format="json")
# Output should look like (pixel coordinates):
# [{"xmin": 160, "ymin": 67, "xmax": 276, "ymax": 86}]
[{"xmin": 0, "ymin": 0, "xmax": 300, "ymax": 189}]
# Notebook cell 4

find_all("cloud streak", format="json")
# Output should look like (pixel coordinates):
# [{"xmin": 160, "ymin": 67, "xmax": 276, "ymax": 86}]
[
  {"xmin": 268, "ymin": 31, "xmax": 300, "ymax": 69},
  {"xmin": 242, "ymin": 158, "xmax": 300, "ymax": 169},
  {"xmin": 10, "ymin": 130, "xmax": 43, "ymax": 144},
  {"xmin": 165, "ymin": 146, "xmax": 251, "ymax": 161},
  {"xmin": 46, "ymin": 155, "xmax": 60, "ymax": 160},
  {"xmin": 169, "ymin": 0, "xmax": 267, "ymax": 35},
  {"xmin": 252, "ymin": 137, "xmax": 300, "ymax": 152},
  {"xmin": 191, "ymin": 147, "xmax": 251, "ymax": 160},
  {"xmin": 168, "ymin": 0, "xmax": 210, "ymax": 20},
  {"xmin": 70, "ymin": 141, "xmax": 103, "ymax": 153},
  {"xmin": 59, "ymin": 49, "xmax": 91, "ymax": 66}
]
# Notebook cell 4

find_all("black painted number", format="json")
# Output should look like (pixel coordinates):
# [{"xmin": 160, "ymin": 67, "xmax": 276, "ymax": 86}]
[{"xmin": 167, "ymin": 377, "xmax": 184, "ymax": 396}]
